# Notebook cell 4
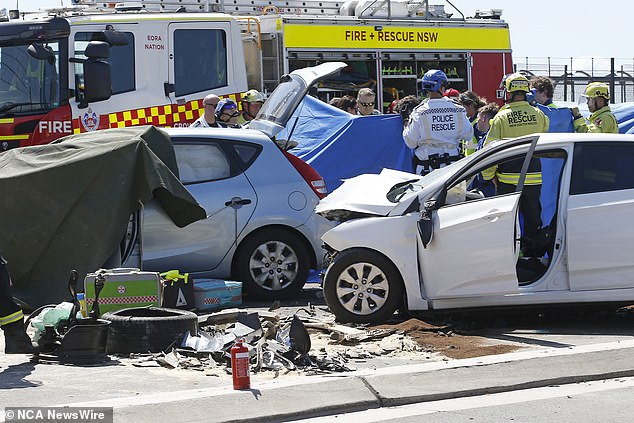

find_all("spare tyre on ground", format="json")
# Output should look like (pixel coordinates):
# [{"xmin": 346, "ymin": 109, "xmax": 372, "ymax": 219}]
[{"xmin": 102, "ymin": 307, "xmax": 198, "ymax": 354}]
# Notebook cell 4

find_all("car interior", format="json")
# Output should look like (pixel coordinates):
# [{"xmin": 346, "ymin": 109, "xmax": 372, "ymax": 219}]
[{"xmin": 443, "ymin": 149, "xmax": 567, "ymax": 286}]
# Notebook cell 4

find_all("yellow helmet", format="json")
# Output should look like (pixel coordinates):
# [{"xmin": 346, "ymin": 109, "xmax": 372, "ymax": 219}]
[
  {"xmin": 504, "ymin": 73, "xmax": 530, "ymax": 93},
  {"xmin": 242, "ymin": 89, "xmax": 265, "ymax": 103},
  {"xmin": 583, "ymin": 82, "xmax": 610, "ymax": 99}
]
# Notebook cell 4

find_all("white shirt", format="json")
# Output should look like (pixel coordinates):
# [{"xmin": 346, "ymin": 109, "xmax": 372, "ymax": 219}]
[
  {"xmin": 403, "ymin": 97, "xmax": 473, "ymax": 159},
  {"xmin": 190, "ymin": 115, "xmax": 219, "ymax": 128}
]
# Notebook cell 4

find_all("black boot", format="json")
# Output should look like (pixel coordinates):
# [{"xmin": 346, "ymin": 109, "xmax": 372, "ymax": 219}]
[{"xmin": 2, "ymin": 318, "xmax": 36, "ymax": 354}]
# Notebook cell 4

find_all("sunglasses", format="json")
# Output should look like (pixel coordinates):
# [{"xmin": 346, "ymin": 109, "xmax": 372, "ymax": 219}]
[{"xmin": 358, "ymin": 101, "xmax": 374, "ymax": 107}]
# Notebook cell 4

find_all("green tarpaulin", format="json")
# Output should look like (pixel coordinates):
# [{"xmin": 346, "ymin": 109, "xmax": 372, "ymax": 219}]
[{"xmin": 0, "ymin": 126, "xmax": 206, "ymax": 308}]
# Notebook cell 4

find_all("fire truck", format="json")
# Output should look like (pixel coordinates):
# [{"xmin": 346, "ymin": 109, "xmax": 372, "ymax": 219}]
[
  {"xmin": 0, "ymin": 6, "xmax": 248, "ymax": 150},
  {"xmin": 0, "ymin": 0, "xmax": 512, "ymax": 150},
  {"xmin": 229, "ymin": 0, "xmax": 513, "ymax": 110}
]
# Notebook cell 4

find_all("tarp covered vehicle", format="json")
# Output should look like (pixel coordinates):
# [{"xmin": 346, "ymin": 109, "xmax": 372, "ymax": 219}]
[
  {"xmin": 0, "ymin": 126, "xmax": 206, "ymax": 308},
  {"xmin": 318, "ymin": 133, "xmax": 634, "ymax": 323}
]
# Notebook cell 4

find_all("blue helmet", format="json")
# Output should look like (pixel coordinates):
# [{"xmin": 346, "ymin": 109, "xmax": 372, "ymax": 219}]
[{"xmin": 421, "ymin": 69, "xmax": 448, "ymax": 94}]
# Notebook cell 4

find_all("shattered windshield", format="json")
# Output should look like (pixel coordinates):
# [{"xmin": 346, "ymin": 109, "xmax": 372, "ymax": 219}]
[
  {"xmin": 385, "ymin": 158, "xmax": 469, "ymax": 203},
  {"xmin": 0, "ymin": 41, "xmax": 61, "ymax": 116}
]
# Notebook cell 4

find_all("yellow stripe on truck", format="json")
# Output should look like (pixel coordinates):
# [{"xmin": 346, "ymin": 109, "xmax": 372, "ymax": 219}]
[{"xmin": 284, "ymin": 24, "xmax": 511, "ymax": 50}]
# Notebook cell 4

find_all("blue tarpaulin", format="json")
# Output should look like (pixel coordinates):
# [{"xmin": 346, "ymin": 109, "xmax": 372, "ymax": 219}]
[{"xmin": 284, "ymin": 96, "xmax": 412, "ymax": 192}]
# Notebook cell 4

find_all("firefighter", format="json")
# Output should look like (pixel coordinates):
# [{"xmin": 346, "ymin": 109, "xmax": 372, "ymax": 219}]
[
  {"xmin": 1, "ymin": 252, "xmax": 36, "ymax": 354},
  {"xmin": 403, "ymin": 70, "xmax": 473, "ymax": 175},
  {"xmin": 238, "ymin": 89, "xmax": 265, "ymax": 126},
  {"xmin": 482, "ymin": 73, "xmax": 550, "ymax": 254},
  {"xmin": 572, "ymin": 82, "xmax": 618, "ymax": 133}
]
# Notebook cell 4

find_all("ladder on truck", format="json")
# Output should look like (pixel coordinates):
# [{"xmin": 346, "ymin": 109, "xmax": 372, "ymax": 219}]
[
  {"xmin": 72, "ymin": 0, "xmax": 466, "ymax": 19},
  {"xmin": 73, "ymin": 0, "xmax": 345, "ymax": 15}
]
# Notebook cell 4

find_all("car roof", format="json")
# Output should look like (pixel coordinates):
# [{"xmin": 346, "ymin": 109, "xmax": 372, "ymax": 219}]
[
  {"xmin": 489, "ymin": 132, "xmax": 634, "ymax": 149},
  {"xmin": 162, "ymin": 127, "xmax": 271, "ymax": 144}
]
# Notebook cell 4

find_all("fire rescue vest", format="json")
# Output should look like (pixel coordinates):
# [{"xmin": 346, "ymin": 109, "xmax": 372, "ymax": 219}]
[{"xmin": 482, "ymin": 101, "xmax": 549, "ymax": 184}]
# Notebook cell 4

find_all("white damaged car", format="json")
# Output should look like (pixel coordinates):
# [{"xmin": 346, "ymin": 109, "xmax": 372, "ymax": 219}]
[{"xmin": 318, "ymin": 133, "xmax": 634, "ymax": 323}]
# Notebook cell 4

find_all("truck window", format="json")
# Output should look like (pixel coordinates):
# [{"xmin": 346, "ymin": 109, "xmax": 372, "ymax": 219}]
[
  {"xmin": 173, "ymin": 29, "xmax": 227, "ymax": 97},
  {"xmin": 0, "ymin": 41, "xmax": 61, "ymax": 115},
  {"xmin": 73, "ymin": 32, "xmax": 135, "ymax": 97}
]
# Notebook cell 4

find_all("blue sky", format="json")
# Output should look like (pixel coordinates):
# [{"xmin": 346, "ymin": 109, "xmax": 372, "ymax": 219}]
[{"xmin": 5, "ymin": 0, "xmax": 632, "ymax": 62}]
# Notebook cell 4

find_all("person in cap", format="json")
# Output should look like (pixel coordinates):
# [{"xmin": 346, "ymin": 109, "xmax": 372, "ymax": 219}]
[
  {"xmin": 191, "ymin": 94, "xmax": 221, "ymax": 128},
  {"xmin": 238, "ymin": 89, "xmax": 265, "ymax": 126},
  {"xmin": 215, "ymin": 98, "xmax": 241, "ymax": 128},
  {"xmin": 403, "ymin": 69, "xmax": 473, "ymax": 175},
  {"xmin": 572, "ymin": 82, "xmax": 618, "ymax": 133},
  {"xmin": 356, "ymin": 88, "xmax": 381, "ymax": 116},
  {"xmin": 482, "ymin": 73, "xmax": 549, "ymax": 255}
]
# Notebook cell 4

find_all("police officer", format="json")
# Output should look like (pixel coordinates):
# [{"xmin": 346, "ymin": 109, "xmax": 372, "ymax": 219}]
[
  {"xmin": 238, "ymin": 89, "xmax": 265, "ymax": 126},
  {"xmin": 573, "ymin": 82, "xmax": 618, "ymax": 133},
  {"xmin": 482, "ymin": 73, "xmax": 550, "ymax": 254},
  {"xmin": 215, "ymin": 98, "xmax": 241, "ymax": 128},
  {"xmin": 403, "ymin": 70, "xmax": 473, "ymax": 175},
  {"xmin": 1, "ymin": 252, "xmax": 36, "ymax": 354},
  {"xmin": 191, "ymin": 94, "xmax": 221, "ymax": 128}
]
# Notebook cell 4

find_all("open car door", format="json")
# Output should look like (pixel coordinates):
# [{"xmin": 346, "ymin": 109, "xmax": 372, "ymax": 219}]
[
  {"xmin": 416, "ymin": 136, "xmax": 542, "ymax": 299},
  {"xmin": 418, "ymin": 193, "xmax": 521, "ymax": 299}
]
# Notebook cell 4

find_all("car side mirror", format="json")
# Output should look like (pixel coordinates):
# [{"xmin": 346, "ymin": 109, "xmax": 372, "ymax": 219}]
[{"xmin": 417, "ymin": 210, "xmax": 433, "ymax": 248}]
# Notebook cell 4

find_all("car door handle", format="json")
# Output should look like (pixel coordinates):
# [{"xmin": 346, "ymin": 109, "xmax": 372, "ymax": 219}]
[
  {"xmin": 482, "ymin": 209, "xmax": 505, "ymax": 222},
  {"xmin": 225, "ymin": 197, "xmax": 252, "ymax": 207}
]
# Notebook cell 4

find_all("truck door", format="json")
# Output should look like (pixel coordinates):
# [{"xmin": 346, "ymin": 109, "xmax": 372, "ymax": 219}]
[{"xmin": 168, "ymin": 21, "xmax": 247, "ymax": 106}]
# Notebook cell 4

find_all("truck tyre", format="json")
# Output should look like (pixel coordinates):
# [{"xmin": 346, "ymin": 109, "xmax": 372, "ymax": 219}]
[
  {"xmin": 323, "ymin": 248, "xmax": 403, "ymax": 324},
  {"xmin": 234, "ymin": 228, "xmax": 310, "ymax": 300},
  {"xmin": 102, "ymin": 307, "xmax": 198, "ymax": 354}
]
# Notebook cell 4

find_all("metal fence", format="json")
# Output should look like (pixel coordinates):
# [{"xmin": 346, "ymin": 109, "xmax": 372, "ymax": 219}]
[{"xmin": 513, "ymin": 57, "xmax": 634, "ymax": 104}]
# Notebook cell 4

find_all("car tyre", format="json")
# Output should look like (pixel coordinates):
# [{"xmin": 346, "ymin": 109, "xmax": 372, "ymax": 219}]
[
  {"xmin": 235, "ymin": 228, "xmax": 310, "ymax": 300},
  {"xmin": 102, "ymin": 307, "xmax": 198, "ymax": 354},
  {"xmin": 324, "ymin": 248, "xmax": 403, "ymax": 324}
]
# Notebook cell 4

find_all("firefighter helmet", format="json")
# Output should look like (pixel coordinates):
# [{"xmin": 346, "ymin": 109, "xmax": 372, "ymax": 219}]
[
  {"xmin": 242, "ymin": 89, "xmax": 266, "ymax": 103},
  {"xmin": 504, "ymin": 73, "xmax": 530, "ymax": 93},
  {"xmin": 421, "ymin": 70, "xmax": 448, "ymax": 93},
  {"xmin": 582, "ymin": 82, "xmax": 610, "ymax": 100}
]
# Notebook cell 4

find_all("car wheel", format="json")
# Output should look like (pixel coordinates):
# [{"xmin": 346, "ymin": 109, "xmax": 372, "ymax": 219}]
[
  {"xmin": 102, "ymin": 307, "xmax": 198, "ymax": 354},
  {"xmin": 323, "ymin": 248, "xmax": 403, "ymax": 324},
  {"xmin": 235, "ymin": 228, "xmax": 310, "ymax": 300}
]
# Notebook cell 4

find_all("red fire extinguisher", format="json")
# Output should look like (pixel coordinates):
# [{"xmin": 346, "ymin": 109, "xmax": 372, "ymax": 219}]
[{"xmin": 231, "ymin": 339, "xmax": 251, "ymax": 390}]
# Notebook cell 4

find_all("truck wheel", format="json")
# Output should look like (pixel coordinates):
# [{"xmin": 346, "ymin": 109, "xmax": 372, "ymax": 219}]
[
  {"xmin": 235, "ymin": 229, "xmax": 310, "ymax": 300},
  {"xmin": 102, "ymin": 307, "xmax": 198, "ymax": 354},
  {"xmin": 323, "ymin": 248, "xmax": 403, "ymax": 324}
]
